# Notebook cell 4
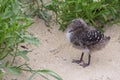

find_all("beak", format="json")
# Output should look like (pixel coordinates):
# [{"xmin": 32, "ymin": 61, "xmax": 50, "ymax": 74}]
[{"xmin": 69, "ymin": 30, "xmax": 73, "ymax": 33}]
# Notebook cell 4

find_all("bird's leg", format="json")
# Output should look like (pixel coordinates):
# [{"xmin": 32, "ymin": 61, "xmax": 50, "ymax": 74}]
[
  {"xmin": 80, "ymin": 54, "xmax": 91, "ymax": 68},
  {"xmin": 72, "ymin": 52, "xmax": 84, "ymax": 64},
  {"xmin": 88, "ymin": 54, "xmax": 91, "ymax": 65},
  {"xmin": 79, "ymin": 52, "xmax": 84, "ymax": 62}
]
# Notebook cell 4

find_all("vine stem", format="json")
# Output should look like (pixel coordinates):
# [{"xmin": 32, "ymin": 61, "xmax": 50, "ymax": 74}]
[
  {"xmin": 10, "ymin": 54, "xmax": 16, "ymax": 66},
  {"xmin": 0, "ymin": 42, "xmax": 10, "ymax": 60},
  {"xmin": 10, "ymin": 45, "xmax": 18, "ymax": 66}
]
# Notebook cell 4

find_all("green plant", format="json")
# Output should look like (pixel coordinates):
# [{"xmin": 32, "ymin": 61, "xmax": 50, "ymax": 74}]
[
  {"xmin": 19, "ymin": 0, "xmax": 52, "ymax": 27},
  {"xmin": 45, "ymin": 0, "xmax": 120, "ymax": 31},
  {"xmin": 0, "ymin": 0, "xmax": 62, "ymax": 80}
]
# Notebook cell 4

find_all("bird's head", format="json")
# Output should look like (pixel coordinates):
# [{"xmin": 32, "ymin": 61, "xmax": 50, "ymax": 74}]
[{"xmin": 66, "ymin": 18, "xmax": 88, "ymax": 33}]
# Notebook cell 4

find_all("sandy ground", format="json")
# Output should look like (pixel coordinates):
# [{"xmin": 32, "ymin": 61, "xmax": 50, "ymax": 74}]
[{"xmin": 4, "ymin": 17, "xmax": 120, "ymax": 80}]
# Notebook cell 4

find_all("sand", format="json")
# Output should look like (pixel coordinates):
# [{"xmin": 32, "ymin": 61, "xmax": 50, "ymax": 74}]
[{"xmin": 4, "ymin": 17, "xmax": 120, "ymax": 80}]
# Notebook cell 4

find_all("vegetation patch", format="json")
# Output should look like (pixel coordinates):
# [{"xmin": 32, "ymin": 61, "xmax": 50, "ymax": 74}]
[
  {"xmin": 0, "ymin": 0, "xmax": 62, "ymax": 80},
  {"xmin": 45, "ymin": 0, "xmax": 120, "ymax": 31}
]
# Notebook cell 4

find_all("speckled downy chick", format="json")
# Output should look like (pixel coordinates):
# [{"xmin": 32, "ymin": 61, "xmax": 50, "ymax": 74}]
[{"xmin": 66, "ymin": 18, "xmax": 110, "ymax": 67}]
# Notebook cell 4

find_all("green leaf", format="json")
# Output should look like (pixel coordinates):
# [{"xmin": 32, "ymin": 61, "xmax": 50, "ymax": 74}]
[
  {"xmin": 45, "ymin": 2, "xmax": 55, "ymax": 11},
  {"xmin": 16, "ymin": 50, "xmax": 29, "ymax": 61},
  {"xmin": 0, "ymin": 70, "xmax": 4, "ymax": 80},
  {"xmin": 40, "ymin": 70, "xmax": 63, "ymax": 80},
  {"xmin": 2, "ymin": 11, "xmax": 14, "ymax": 20},
  {"xmin": 29, "ymin": 69, "xmax": 63, "ymax": 80},
  {"xmin": 5, "ymin": 61, "xmax": 10, "ymax": 67},
  {"xmin": 22, "ymin": 35, "xmax": 39, "ymax": 46},
  {"xmin": 0, "ymin": 64, "xmax": 4, "ymax": 69},
  {"xmin": 11, "ymin": 0, "xmax": 19, "ymax": 15},
  {"xmin": 7, "ymin": 66, "xmax": 21, "ymax": 75},
  {"xmin": 29, "ymin": 73, "xmax": 49, "ymax": 80},
  {"xmin": 102, "ymin": 14, "xmax": 108, "ymax": 21}
]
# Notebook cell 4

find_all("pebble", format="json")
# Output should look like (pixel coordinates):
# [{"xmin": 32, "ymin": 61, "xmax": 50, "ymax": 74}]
[{"xmin": 50, "ymin": 48, "xmax": 56, "ymax": 53}]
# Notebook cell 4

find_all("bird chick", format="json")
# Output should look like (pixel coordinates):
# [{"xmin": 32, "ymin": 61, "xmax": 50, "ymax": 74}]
[{"xmin": 66, "ymin": 18, "xmax": 110, "ymax": 67}]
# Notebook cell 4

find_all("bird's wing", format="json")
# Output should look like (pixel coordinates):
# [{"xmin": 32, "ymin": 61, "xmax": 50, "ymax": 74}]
[{"xmin": 81, "ymin": 30, "xmax": 104, "ymax": 46}]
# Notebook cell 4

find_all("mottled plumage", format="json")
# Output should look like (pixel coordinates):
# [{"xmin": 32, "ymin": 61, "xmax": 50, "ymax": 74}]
[{"xmin": 66, "ymin": 18, "xmax": 110, "ymax": 67}]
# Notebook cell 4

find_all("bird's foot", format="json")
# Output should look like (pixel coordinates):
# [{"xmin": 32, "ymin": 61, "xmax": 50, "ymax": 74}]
[
  {"xmin": 80, "ymin": 63, "xmax": 89, "ymax": 68},
  {"xmin": 72, "ymin": 59, "xmax": 89, "ymax": 68},
  {"xmin": 72, "ymin": 59, "xmax": 83, "ymax": 64}
]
